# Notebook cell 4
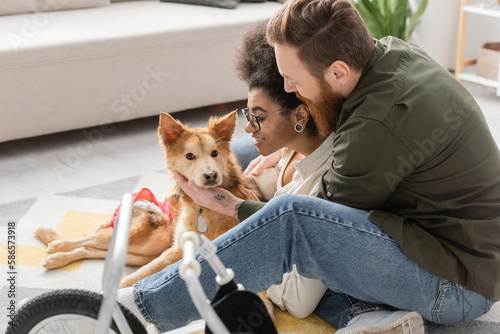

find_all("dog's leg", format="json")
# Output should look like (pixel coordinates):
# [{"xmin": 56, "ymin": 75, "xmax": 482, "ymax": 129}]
[
  {"xmin": 257, "ymin": 291, "xmax": 277, "ymax": 325},
  {"xmin": 45, "ymin": 228, "xmax": 113, "ymax": 254},
  {"xmin": 42, "ymin": 248, "xmax": 159, "ymax": 270},
  {"xmin": 124, "ymin": 254, "xmax": 159, "ymax": 267},
  {"xmin": 119, "ymin": 247, "xmax": 183, "ymax": 288},
  {"xmin": 41, "ymin": 246, "xmax": 109, "ymax": 269},
  {"xmin": 118, "ymin": 207, "xmax": 194, "ymax": 288},
  {"xmin": 96, "ymin": 217, "xmax": 114, "ymax": 231}
]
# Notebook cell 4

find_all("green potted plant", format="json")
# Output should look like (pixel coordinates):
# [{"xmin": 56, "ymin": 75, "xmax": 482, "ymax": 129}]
[{"xmin": 352, "ymin": 0, "xmax": 428, "ymax": 41}]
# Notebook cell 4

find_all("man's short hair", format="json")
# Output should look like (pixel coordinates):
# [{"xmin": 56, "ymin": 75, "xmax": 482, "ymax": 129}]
[{"xmin": 266, "ymin": 0, "xmax": 375, "ymax": 78}]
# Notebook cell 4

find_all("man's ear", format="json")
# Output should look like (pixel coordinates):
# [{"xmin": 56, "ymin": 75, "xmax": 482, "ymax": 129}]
[
  {"xmin": 158, "ymin": 112, "xmax": 185, "ymax": 145},
  {"xmin": 209, "ymin": 110, "xmax": 237, "ymax": 142},
  {"xmin": 326, "ymin": 60, "xmax": 350, "ymax": 87}
]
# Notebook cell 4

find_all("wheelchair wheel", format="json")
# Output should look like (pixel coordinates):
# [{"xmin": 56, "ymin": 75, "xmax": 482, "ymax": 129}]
[{"xmin": 6, "ymin": 289, "xmax": 147, "ymax": 334}]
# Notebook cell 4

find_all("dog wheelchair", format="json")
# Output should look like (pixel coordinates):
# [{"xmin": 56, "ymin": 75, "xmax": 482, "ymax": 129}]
[{"xmin": 6, "ymin": 193, "xmax": 277, "ymax": 334}]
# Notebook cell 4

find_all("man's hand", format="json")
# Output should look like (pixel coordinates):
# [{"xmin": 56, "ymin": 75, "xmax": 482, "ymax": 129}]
[
  {"xmin": 243, "ymin": 150, "xmax": 282, "ymax": 177},
  {"xmin": 174, "ymin": 171, "xmax": 244, "ymax": 219}
]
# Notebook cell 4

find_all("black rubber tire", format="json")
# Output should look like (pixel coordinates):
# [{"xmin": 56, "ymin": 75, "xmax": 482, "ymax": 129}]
[{"xmin": 6, "ymin": 289, "xmax": 147, "ymax": 334}]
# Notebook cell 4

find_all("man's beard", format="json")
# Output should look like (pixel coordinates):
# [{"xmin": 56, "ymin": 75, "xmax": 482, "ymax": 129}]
[{"xmin": 297, "ymin": 79, "xmax": 345, "ymax": 139}]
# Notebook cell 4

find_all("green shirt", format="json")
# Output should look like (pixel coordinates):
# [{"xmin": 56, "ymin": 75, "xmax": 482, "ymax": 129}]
[{"xmin": 239, "ymin": 37, "xmax": 500, "ymax": 301}]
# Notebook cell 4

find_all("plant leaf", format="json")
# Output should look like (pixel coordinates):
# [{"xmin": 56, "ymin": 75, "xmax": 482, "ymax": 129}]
[
  {"xmin": 391, "ymin": 0, "xmax": 408, "ymax": 40},
  {"xmin": 407, "ymin": 0, "xmax": 429, "ymax": 40},
  {"xmin": 354, "ymin": 0, "xmax": 428, "ymax": 41},
  {"xmin": 356, "ymin": 0, "xmax": 386, "ymax": 39}
]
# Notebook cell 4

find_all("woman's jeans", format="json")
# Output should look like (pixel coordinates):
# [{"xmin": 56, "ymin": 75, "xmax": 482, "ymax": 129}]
[{"xmin": 133, "ymin": 136, "xmax": 493, "ymax": 332}]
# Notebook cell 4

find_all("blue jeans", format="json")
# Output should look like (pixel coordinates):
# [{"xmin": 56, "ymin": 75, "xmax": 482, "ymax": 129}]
[{"xmin": 134, "ymin": 194, "xmax": 492, "ymax": 332}]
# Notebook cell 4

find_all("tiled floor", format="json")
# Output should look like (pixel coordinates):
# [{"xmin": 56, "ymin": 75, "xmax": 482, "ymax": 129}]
[{"xmin": 1, "ymin": 82, "xmax": 499, "ymax": 205}]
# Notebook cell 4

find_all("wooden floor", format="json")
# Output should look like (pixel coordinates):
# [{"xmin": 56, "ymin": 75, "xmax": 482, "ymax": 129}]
[{"xmin": 1, "ymin": 82, "xmax": 499, "ymax": 205}]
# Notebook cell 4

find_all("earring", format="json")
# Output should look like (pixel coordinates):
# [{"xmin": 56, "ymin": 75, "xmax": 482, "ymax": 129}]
[
  {"xmin": 339, "ymin": 83, "xmax": 343, "ymax": 87},
  {"xmin": 294, "ymin": 123, "xmax": 304, "ymax": 133}
]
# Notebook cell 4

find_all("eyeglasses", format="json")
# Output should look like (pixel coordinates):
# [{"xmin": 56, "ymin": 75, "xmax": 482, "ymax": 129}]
[
  {"xmin": 241, "ymin": 107, "xmax": 291, "ymax": 131},
  {"xmin": 241, "ymin": 108, "xmax": 267, "ymax": 131}
]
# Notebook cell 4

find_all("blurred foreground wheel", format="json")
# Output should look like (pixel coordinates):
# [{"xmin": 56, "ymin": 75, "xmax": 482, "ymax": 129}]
[{"xmin": 6, "ymin": 289, "xmax": 146, "ymax": 334}]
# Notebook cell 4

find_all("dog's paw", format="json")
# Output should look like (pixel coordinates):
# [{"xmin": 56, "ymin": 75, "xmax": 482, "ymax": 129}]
[
  {"xmin": 46, "ymin": 240, "xmax": 71, "ymax": 253},
  {"xmin": 257, "ymin": 291, "xmax": 277, "ymax": 325},
  {"xmin": 41, "ymin": 254, "xmax": 65, "ymax": 270},
  {"xmin": 119, "ymin": 277, "xmax": 134, "ymax": 289},
  {"xmin": 263, "ymin": 306, "xmax": 277, "ymax": 326}
]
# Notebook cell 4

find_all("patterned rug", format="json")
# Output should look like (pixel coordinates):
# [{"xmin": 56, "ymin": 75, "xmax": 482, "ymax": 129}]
[
  {"xmin": 0, "ymin": 171, "xmax": 498, "ymax": 333},
  {"xmin": 0, "ymin": 171, "xmax": 336, "ymax": 333}
]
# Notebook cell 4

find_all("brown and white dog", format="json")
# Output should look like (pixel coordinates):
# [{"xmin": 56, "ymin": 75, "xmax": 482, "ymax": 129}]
[{"xmin": 34, "ymin": 110, "xmax": 276, "ymax": 320}]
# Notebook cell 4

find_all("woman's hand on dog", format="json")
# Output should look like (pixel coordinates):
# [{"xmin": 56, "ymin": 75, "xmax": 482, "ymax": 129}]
[
  {"xmin": 174, "ymin": 170, "xmax": 246, "ymax": 219},
  {"xmin": 243, "ymin": 150, "xmax": 282, "ymax": 178}
]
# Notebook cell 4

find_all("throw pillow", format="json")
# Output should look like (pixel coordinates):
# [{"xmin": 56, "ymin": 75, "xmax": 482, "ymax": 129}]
[
  {"xmin": 0, "ymin": 0, "xmax": 110, "ymax": 16},
  {"xmin": 160, "ymin": 0, "xmax": 239, "ymax": 9}
]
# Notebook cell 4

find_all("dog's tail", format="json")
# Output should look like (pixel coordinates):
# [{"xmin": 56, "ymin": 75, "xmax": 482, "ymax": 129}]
[{"xmin": 34, "ymin": 228, "xmax": 59, "ymax": 245}]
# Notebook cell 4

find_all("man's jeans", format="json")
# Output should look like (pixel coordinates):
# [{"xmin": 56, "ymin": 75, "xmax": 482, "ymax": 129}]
[{"xmin": 134, "ymin": 194, "xmax": 492, "ymax": 332}]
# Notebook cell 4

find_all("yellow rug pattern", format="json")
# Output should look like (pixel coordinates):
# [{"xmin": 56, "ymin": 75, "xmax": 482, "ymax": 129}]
[{"xmin": 275, "ymin": 308, "xmax": 337, "ymax": 333}]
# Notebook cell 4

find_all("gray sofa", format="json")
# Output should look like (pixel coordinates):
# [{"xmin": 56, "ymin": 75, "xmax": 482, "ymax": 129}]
[{"xmin": 0, "ymin": 0, "xmax": 283, "ymax": 142}]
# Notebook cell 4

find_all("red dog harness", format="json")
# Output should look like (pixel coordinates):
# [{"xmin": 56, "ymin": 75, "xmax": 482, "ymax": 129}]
[{"xmin": 110, "ymin": 188, "xmax": 174, "ymax": 228}]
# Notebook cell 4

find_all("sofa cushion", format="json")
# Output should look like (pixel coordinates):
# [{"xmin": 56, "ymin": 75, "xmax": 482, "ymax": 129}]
[
  {"xmin": 0, "ymin": 0, "xmax": 110, "ymax": 16},
  {"xmin": 112, "ymin": 0, "xmax": 265, "ymax": 8},
  {"xmin": 160, "ymin": 0, "xmax": 239, "ymax": 9}
]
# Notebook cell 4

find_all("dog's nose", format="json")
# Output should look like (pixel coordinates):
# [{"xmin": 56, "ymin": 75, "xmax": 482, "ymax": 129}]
[{"xmin": 203, "ymin": 171, "xmax": 218, "ymax": 182}]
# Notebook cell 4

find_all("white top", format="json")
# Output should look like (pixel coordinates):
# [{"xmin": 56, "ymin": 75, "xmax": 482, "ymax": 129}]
[{"xmin": 275, "ymin": 132, "xmax": 335, "ymax": 197}]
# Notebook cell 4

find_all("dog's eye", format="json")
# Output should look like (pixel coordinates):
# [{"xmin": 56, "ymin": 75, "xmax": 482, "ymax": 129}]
[
  {"xmin": 211, "ymin": 150, "xmax": 218, "ymax": 157},
  {"xmin": 186, "ymin": 153, "xmax": 195, "ymax": 160}
]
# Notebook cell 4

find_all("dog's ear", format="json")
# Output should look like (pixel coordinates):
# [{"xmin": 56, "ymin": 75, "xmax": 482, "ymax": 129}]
[
  {"xmin": 209, "ymin": 110, "xmax": 237, "ymax": 142},
  {"xmin": 158, "ymin": 113, "xmax": 185, "ymax": 144}
]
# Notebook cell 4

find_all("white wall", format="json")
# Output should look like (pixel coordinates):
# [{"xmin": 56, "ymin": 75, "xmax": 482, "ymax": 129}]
[{"xmin": 409, "ymin": 0, "xmax": 500, "ymax": 71}]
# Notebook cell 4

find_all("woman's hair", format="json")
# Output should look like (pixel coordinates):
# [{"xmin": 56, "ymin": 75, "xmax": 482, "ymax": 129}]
[
  {"xmin": 234, "ymin": 20, "xmax": 316, "ymax": 134},
  {"xmin": 234, "ymin": 20, "xmax": 302, "ymax": 111},
  {"xmin": 266, "ymin": 0, "xmax": 375, "ymax": 79}
]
